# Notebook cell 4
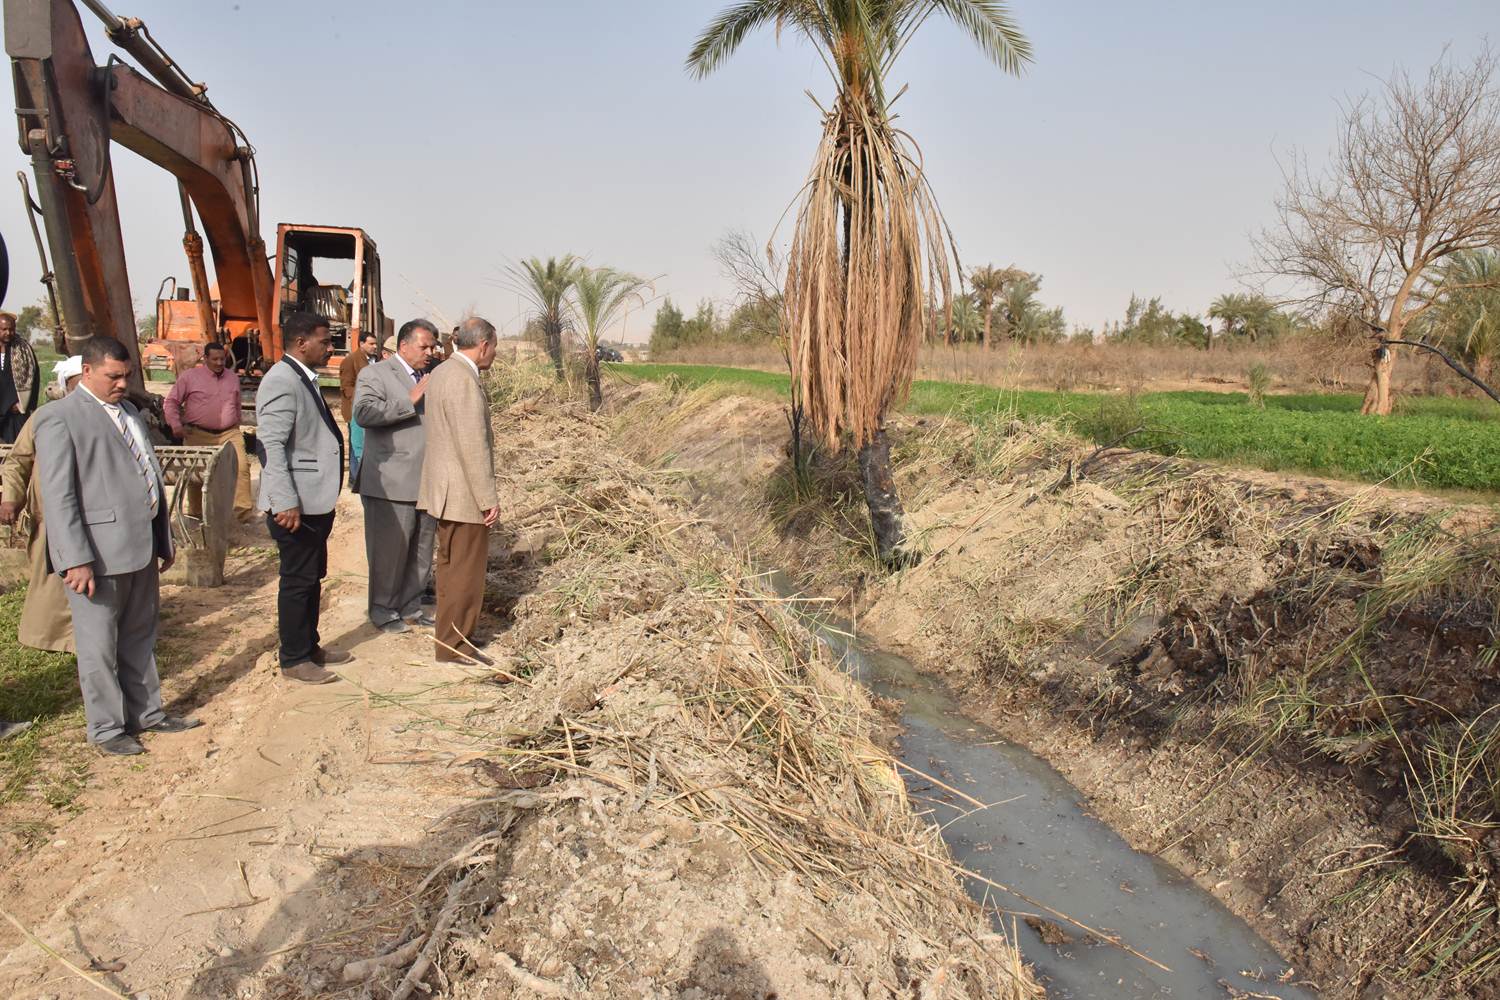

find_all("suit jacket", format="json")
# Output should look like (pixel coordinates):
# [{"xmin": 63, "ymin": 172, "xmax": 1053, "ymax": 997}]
[
  {"xmin": 417, "ymin": 355, "xmax": 496, "ymax": 524},
  {"xmin": 255, "ymin": 357, "xmax": 344, "ymax": 515},
  {"xmin": 34, "ymin": 390, "xmax": 172, "ymax": 576},
  {"xmin": 351, "ymin": 357, "xmax": 427, "ymax": 502},
  {"xmin": 338, "ymin": 348, "xmax": 369, "ymax": 424}
]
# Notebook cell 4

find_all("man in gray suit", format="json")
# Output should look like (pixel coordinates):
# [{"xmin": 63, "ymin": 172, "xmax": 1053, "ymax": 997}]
[
  {"xmin": 255, "ymin": 312, "xmax": 355, "ymax": 684},
  {"xmin": 35, "ymin": 338, "xmax": 200, "ymax": 756},
  {"xmin": 352, "ymin": 318, "xmax": 440, "ymax": 633}
]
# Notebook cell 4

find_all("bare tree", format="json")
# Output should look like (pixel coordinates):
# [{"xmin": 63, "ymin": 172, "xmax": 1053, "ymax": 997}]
[
  {"xmin": 712, "ymin": 229, "xmax": 784, "ymax": 310},
  {"xmin": 1254, "ymin": 46, "xmax": 1500, "ymax": 414}
]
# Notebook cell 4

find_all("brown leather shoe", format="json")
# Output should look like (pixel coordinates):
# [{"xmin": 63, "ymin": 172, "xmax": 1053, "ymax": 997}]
[
  {"xmin": 281, "ymin": 663, "xmax": 339, "ymax": 685},
  {"xmin": 311, "ymin": 647, "xmax": 354, "ymax": 666}
]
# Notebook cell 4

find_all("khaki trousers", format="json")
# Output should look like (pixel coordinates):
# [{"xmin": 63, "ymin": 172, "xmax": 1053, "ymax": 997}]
[
  {"xmin": 182, "ymin": 425, "xmax": 253, "ymax": 518},
  {"xmin": 434, "ymin": 519, "xmax": 489, "ymax": 662}
]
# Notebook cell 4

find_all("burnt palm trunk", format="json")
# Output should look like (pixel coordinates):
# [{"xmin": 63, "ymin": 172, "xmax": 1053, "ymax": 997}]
[
  {"xmin": 857, "ymin": 424, "xmax": 911, "ymax": 567},
  {"xmin": 585, "ymin": 351, "xmax": 603, "ymax": 411}
]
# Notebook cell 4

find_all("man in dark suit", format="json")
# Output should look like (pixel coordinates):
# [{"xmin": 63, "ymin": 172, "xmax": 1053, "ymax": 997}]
[
  {"xmin": 255, "ymin": 312, "xmax": 353, "ymax": 684},
  {"xmin": 35, "ymin": 338, "xmax": 200, "ymax": 755},
  {"xmin": 352, "ymin": 319, "xmax": 439, "ymax": 633}
]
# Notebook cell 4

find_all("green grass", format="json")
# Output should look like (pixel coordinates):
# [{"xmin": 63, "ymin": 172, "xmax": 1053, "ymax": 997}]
[
  {"xmin": 0, "ymin": 586, "xmax": 89, "ymax": 815},
  {"xmin": 615, "ymin": 363, "xmax": 1500, "ymax": 493}
]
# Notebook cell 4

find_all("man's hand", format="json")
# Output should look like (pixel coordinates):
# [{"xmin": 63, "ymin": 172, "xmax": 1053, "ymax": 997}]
[
  {"xmin": 6, "ymin": 404, "xmax": 18, "ymax": 414},
  {"xmin": 0, "ymin": 500, "xmax": 19, "ymax": 526},
  {"xmin": 63, "ymin": 563, "xmax": 95, "ymax": 598},
  {"xmin": 409, "ymin": 374, "xmax": 430, "ymax": 405},
  {"xmin": 160, "ymin": 553, "xmax": 175, "ymax": 574},
  {"xmin": 483, "ymin": 506, "xmax": 500, "ymax": 527},
  {"xmin": 273, "ymin": 506, "xmax": 302, "ymax": 532}
]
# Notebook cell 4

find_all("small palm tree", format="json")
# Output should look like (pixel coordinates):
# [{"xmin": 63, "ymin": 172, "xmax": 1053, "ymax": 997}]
[
  {"xmin": 570, "ymin": 267, "xmax": 652, "ymax": 411},
  {"xmin": 509, "ymin": 256, "xmax": 583, "ymax": 378},
  {"xmin": 947, "ymin": 294, "xmax": 982, "ymax": 344},
  {"xmin": 689, "ymin": 0, "xmax": 1031, "ymax": 566},
  {"xmin": 1427, "ymin": 250, "xmax": 1500, "ymax": 383}
]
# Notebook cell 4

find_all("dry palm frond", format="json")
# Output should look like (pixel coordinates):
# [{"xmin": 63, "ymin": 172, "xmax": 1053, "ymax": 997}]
[{"xmin": 784, "ymin": 92, "xmax": 955, "ymax": 450}]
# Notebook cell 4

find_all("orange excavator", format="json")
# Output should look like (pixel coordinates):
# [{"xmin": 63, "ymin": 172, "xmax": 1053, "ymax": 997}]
[
  {"xmin": 5, "ymin": 0, "xmax": 391, "ymax": 585},
  {"xmin": 6, "ymin": 0, "xmax": 389, "ymax": 407}
]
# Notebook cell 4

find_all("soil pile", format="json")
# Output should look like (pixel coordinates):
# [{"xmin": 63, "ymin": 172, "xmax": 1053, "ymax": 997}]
[{"xmin": 614, "ymin": 379, "xmax": 1500, "ymax": 999}]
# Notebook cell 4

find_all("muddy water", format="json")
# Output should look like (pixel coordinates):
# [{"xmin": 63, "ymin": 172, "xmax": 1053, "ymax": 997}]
[{"xmin": 773, "ymin": 579, "xmax": 1316, "ymax": 999}]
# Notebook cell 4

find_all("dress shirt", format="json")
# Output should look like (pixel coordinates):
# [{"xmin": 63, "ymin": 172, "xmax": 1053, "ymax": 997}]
[
  {"xmin": 454, "ymin": 351, "xmax": 479, "ymax": 377},
  {"xmin": 394, "ymin": 353, "xmax": 421, "ymax": 383},
  {"xmin": 284, "ymin": 354, "xmax": 320, "ymax": 385},
  {"xmin": 163, "ymin": 364, "xmax": 241, "ymax": 435},
  {"xmin": 80, "ymin": 384, "xmax": 159, "ymax": 516}
]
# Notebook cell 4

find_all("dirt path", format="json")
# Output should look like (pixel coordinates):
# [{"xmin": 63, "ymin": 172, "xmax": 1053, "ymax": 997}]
[{"xmin": 0, "ymin": 497, "xmax": 492, "ymax": 999}]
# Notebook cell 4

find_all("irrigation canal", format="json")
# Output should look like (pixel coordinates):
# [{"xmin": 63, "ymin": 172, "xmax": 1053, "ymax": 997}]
[{"xmin": 772, "ymin": 574, "xmax": 1318, "ymax": 999}]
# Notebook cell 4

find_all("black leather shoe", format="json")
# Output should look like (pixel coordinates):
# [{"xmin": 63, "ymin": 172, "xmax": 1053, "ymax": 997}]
[
  {"xmin": 312, "ymin": 647, "xmax": 354, "ymax": 666},
  {"xmin": 141, "ymin": 715, "xmax": 202, "ymax": 734},
  {"xmin": 98, "ymin": 734, "xmax": 145, "ymax": 756}
]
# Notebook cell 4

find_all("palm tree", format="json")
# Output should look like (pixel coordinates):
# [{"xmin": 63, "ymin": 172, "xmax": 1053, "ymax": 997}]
[
  {"xmin": 509, "ymin": 256, "xmax": 583, "ymax": 378},
  {"xmin": 968, "ymin": 265, "xmax": 1005, "ymax": 348},
  {"xmin": 570, "ymin": 267, "xmax": 652, "ymax": 411},
  {"xmin": 688, "ymin": 0, "xmax": 1031, "ymax": 566},
  {"xmin": 1425, "ymin": 250, "xmax": 1500, "ymax": 383},
  {"xmin": 948, "ymin": 293, "xmax": 982, "ymax": 344},
  {"xmin": 1208, "ymin": 293, "xmax": 1289, "ymax": 347}
]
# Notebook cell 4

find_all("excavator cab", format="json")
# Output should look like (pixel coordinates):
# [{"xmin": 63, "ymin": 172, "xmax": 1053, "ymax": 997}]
[{"xmin": 271, "ymin": 224, "xmax": 389, "ymax": 384}]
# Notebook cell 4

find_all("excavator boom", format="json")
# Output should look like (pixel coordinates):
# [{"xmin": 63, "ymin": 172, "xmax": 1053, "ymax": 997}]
[{"xmin": 5, "ymin": 0, "xmax": 277, "ymax": 393}]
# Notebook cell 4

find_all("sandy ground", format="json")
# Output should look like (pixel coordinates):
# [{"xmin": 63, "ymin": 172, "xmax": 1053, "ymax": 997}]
[{"xmin": 0, "ymin": 498, "xmax": 497, "ymax": 998}]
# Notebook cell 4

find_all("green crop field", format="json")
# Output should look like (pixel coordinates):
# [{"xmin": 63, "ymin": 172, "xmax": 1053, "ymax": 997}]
[{"xmin": 614, "ymin": 363, "xmax": 1500, "ymax": 494}]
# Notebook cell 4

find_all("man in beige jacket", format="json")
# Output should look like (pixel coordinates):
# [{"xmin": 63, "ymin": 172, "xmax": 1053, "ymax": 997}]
[{"xmin": 417, "ymin": 316, "xmax": 499, "ymax": 665}]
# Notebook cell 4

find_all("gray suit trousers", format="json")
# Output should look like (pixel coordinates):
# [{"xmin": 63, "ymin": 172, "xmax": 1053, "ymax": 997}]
[
  {"xmin": 65, "ymin": 565, "xmax": 166, "ymax": 742},
  {"xmin": 362, "ymin": 495, "xmax": 436, "ymax": 625}
]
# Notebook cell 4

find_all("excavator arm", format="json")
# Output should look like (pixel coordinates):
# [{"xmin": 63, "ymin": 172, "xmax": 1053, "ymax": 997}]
[{"xmin": 5, "ymin": 0, "xmax": 276, "ymax": 398}]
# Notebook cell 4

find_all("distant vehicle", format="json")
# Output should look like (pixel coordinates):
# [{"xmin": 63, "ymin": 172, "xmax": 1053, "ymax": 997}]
[{"xmin": 596, "ymin": 345, "xmax": 624, "ymax": 363}]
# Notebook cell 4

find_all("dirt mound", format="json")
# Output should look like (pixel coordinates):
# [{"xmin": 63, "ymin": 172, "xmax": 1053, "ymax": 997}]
[{"xmin": 616, "ymin": 379, "xmax": 1500, "ymax": 998}]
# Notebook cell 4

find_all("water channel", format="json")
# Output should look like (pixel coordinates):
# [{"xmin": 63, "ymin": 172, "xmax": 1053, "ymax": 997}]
[{"xmin": 773, "ymin": 577, "xmax": 1317, "ymax": 998}]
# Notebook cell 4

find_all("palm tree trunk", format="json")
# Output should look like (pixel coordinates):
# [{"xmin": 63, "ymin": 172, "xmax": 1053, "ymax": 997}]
[
  {"xmin": 544, "ymin": 312, "xmax": 564, "ymax": 379},
  {"xmin": 586, "ymin": 351, "xmax": 603, "ymax": 411},
  {"xmin": 982, "ymin": 307, "xmax": 992, "ymax": 350},
  {"xmin": 858, "ymin": 424, "xmax": 911, "ymax": 567}
]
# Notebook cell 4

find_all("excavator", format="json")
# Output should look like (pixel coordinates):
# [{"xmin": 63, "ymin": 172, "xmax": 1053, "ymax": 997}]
[{"xmin": 4, "ymin": 0, "xmax": 391, "ymax": 584}]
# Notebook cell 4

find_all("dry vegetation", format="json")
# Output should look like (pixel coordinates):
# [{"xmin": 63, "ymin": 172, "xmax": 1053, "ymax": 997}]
[
  {"xmin": 608, "ymin": 375, "xmax": 1500, "ymax": 998},
  {"xmin": 349, "ymin": 369, "xmax": 1042, "ymax": 999}
]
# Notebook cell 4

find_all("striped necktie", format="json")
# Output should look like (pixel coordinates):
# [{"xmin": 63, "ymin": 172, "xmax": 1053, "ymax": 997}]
[{"xmin": 108, "ymin": 405, "xmax": 160, "ymax": 517}]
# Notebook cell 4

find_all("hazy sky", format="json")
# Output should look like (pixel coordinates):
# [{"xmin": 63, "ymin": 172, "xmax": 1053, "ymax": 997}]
[{"xmin": 0, "ymin": 1, "xmax": 1494, "ymax": 342}]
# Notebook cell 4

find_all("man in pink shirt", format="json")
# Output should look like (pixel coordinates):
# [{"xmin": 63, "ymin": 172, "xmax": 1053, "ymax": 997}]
[{"xmin": 162, "ymin": 342, "xmax": 253, "ymax": 521}]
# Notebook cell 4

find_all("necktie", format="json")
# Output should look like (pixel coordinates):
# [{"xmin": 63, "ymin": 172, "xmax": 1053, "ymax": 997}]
[
  {"xmin": 110, "ymin": 406, "xmax": 160, "ymax": 517},
  {"xmin": 412, "ymin": 368, "xmax": 421, "ymax": 384}
]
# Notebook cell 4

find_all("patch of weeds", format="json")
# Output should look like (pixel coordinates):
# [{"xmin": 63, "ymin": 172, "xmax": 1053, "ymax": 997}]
[
  {"xmin": 0, "ymin": 588, "xmax": 89, "ymax": 807},
  {"xmin": 1247, "ymin": 363, "xmax": 1271, "ymax": 409}
]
